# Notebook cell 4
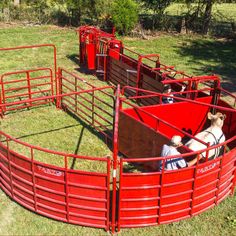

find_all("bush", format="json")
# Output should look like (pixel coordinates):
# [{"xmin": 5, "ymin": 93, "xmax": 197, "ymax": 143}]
[{"xmin": 111, "ymin": 0, "xmax": 138, "ymax": 35}]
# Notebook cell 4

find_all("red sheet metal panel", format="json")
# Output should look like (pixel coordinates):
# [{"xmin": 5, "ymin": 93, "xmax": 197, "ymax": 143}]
[
  {"xmin": 217, "ymin": 149, "xmax": 236, "ymax": 203},
  {"xmin": 0, "ymin": 133, "xmax": 111, "ymax": 230},
  {"xmin": 108, "ymin": 40, "xmax": 122, "ymax": 60},
  {"xmin": 123, "ymin": 96, "xmax": 213, "ymax": 138},
  {"xmin": 67, "ymin": 170, "xmax": 109, "ymax": 227},
  {"xmin": 118, "ymin": 170, "xmax": 161, "ymax": 228},
  {"xmin": 191, "ymin": 159, "xmax": 221, "ymax": 215},
  {"xmin": 158, "ymin": 168, "xmax": 194, "ymax": 223},
  {"xmin": 117, "ymin": 99, "xmax": 236, "ymax": 229},
  {"xmin": 118, "ymin": 149, "xmax": 236, "ymax": 229},
  {"xmin": 86, "ymin": 44, "xmax": 96, "ymax": 70}
]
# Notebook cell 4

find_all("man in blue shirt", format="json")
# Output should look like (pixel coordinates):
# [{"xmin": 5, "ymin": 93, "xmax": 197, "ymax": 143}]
[{"xmin": 160, "ymin": 135, "xmax": 201, "ymax": 170}]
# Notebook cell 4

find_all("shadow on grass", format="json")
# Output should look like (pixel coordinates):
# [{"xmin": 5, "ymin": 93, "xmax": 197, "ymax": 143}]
[
  {"xmin": 177, "ymin": 38, "xmax": 236, "ymax": 93},
  {"xmin": 10, "ymin": 124, "xmax": 81, "ymax": 141},
  {"xmin": 70, "ymin": 126, "xmax": 85, "ymax": 169},
  {"xmin": 63, "ymin": 106, "xmax": 113, "ymax": 152},
  {"xmin": 4, "ymin": 103, "xmax": 53, "ymax": 116},
  {"xmin": 66, "ymin": 53, "xmax": 96, "ymax": 75}
]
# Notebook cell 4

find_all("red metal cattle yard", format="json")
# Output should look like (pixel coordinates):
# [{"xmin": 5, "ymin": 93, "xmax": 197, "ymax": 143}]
[{"xmin": 0, "ymin": 26, "xmax": 236, "ymax": 233}]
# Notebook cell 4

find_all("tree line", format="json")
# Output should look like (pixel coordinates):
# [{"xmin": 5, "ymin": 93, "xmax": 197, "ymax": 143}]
[{"xmin": 1, "ymin": 0, "xmax": 236, "ymax": 35}]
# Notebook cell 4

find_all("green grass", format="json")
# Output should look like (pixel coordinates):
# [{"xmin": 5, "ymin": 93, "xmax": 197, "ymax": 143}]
[
  {"xmin": 121, "ymin": 35, "xmax": 236, "ymax": 93},
  {"xmin": 0, "ymin": 105, "xmax": 111, "ymax": 171},
  {"xmin": 0, "ymin": 25, "xmax": 236, "ymax": 235}
]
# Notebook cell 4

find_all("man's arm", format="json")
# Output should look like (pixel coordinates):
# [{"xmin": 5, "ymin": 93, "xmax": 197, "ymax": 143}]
[{"xmin": 187, "ymin": 155, "xmax": 202, "ymax": 167}]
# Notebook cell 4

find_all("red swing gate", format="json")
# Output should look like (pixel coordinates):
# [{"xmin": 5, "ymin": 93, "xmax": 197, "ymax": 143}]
[{"xmin": 0, "ymin": 44, "xmax": 57, "ymax": 115}]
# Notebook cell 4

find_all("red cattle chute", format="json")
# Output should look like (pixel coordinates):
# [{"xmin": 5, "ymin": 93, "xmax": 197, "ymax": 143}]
[
  {"xmin": 76, "ymin": 26, "xmax": 119, "ymax": 71},
  {"xmin": 0, "ymin": 39, "xmax": 236, "ymax": 234},
  {"xmin": 117, "ymin": 86, "xmax": 236, "ymax": 230}
]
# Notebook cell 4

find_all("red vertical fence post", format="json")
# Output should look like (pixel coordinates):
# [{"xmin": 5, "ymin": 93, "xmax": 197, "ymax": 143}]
[
  {"xmin": 64, "ymin": 155, "xmax": 69, "ymax": 222},
  {"xmin": 106, "ymin": 156, "xmax": 111, "ymax": 232},
  {"xmin": 158, "ymin": 158, "xmax": 166, "ymax": 224},
  {"xmin": 111, "ymin": 85, "xmax": 121, "ymax": 233},
  {"xmin": 56, "ymin": 67, "xmax": 62, "ymax": 109},
  {"xmin": 6, "ymin": 137, "xmax": 14, "ymax": 198},
  {"xmin": 31, "ymin": 147, "xmax": 38, "ymax": 212},
  {"xmin": 26, "ymin": 71, "xmax": 33, "ymax": 107},
  {"xmin": 190, "ymin": 154, "xmax": 200, "ymax": 216},
  {"xmin": 104, "ymin": 54, "xmax": 107, "ymax": 82},
  {"xmin": 0, "ymin": 84, "xmax": 3, "ymax": 117},
  {"xmin": 117, "ymin": 158, "xmax": 123, "ymax": 232},
  {"xmin": 215, "ymin": 154, "xmax": 224, "ymax": 204},
  {"xmin": 0, "ymin": 75, "xmax": 6, "ymax": 113},
  {"xmin": 92, "ymin": 86, "xmax": 95, "ymax": 126},
  {"xmin": 136, "ymin": 56, "xmax": 142, "ymax": 96}
]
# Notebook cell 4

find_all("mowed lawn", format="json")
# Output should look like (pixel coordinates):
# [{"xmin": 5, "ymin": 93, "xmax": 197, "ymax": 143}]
[{"xmin": 0, "ymin": 25, "xmax": 236, "ymax": 235}]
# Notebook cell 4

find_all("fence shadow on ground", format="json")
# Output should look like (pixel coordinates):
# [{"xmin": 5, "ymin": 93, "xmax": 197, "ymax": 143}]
[
  {"xmin": 67, "ymin": 54, "xmax": 96, "ymax": 75},
  {"xmin": 177, "ymin": 38, "xmax": 236, "ymax": 93}
]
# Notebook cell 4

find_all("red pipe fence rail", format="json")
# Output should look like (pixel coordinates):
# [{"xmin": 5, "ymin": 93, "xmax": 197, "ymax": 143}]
[{"xmin": 0, "ymin": 40, "xmax": 236, "ymax": 234}]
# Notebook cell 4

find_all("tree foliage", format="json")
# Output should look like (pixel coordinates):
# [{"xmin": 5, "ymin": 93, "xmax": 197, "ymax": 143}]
[
  {"xmin": 140, "ymin": 0, "xmax": 174, "ymax": 14},
  {"xmin": 183, "ymin": 0, "xmax": 219, "ymax": 34},
  {"xmin": 0, "ymin": 0, "xmax": 114, "ymax": 26},
  {"xmin": 138, "ymin": 0, "xmax": 175, "ymax": 30},
  {"xmin": 111, "ymin": 0, "xmax": 138, "ymax": 35}
]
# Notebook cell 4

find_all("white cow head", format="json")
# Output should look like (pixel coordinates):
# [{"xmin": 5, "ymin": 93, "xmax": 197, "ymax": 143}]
[{"xmin": 208, "ymin": 112, "xmax": 226, "ymax": 129}]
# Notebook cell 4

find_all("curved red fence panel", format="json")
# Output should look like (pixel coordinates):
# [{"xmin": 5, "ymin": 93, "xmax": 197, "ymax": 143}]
[
  {"xmin": 1, "ymin": 41, "xmax": 236, "ymax": 234},
  {"xmin": 118, "ymin": 150, "xmax": 236, "ymax": 229},
  {"xmin": 0, "ymin": 133, "xmax": 111, "ymax": 230}
]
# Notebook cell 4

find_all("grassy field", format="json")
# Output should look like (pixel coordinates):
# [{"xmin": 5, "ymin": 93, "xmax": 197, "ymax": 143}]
[
  {"xmin": 121, "ymin": 35, "xmax": 236, "ymax": 93},
  {"xmin": 0, "ymin": 25, "xmax": 236, "ymax": 235},
  {"xmin": 166, "ymin": 3, "xmax": 236, "ymax": 22}
]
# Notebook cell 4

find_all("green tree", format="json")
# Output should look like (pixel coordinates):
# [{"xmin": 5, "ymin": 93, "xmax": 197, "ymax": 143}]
[
  {"xmin": 140, "ymin": 0, "xmax": 173, "ymax": 15},
  {"xmin": 138, "ymin": 0, "xmax": 175, "ymax": 30},
  {"xmin": 111, "ymin": 0, "xmax": 138, "ymax": 35},
  {"xmin": 184, "ymin": 0, "xmax": 231, "ymax": 34}
]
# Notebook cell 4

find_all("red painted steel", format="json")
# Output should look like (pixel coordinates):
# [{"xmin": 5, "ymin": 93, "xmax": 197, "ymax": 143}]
[
  {"xmin": 77, "ymin": 26, "xmax": 116, "ymax": 71},
  {"xmin": 117, "ymin": 86, "xmax": 236, "ymax": 229},
  {"xmin": 0, "ymin": 44, "xmax": 58, "ymax": 113},
  {"xmin": 77, "ymin": 26, "xmax": 194, "ymax": 100},
  {"xmin": 59, "ymin": 68, "xmax": 115, "ymax": 140},
  {"xmin": 0, "ymin": 131, "xmax": 111, "ymax": 229},
  {"xmin": 0, "ymin": 44, "xmax": 114, "ymax": 231},
  {"xmin": 111, "ymin": 85, "xmax": 121, "ymax": 233},
  {"xmin": 118, "ymin": 147, "xmax": 236, "ymax": 228},
  {"xmin": 1, "ymin": 40, "xmax": 236, "ymax": 234},
  {"xmin": 0, "ymin": 68, "xmax": 54, "ymax": 114}
]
